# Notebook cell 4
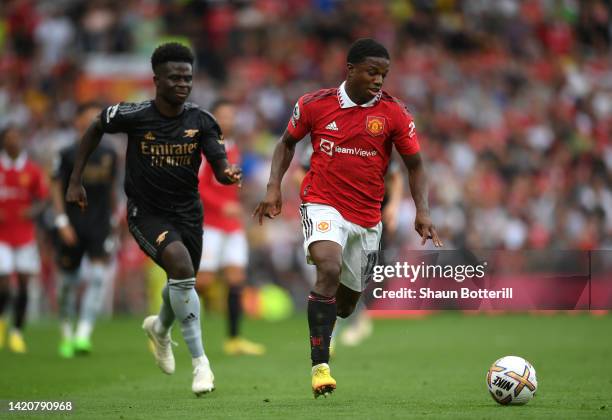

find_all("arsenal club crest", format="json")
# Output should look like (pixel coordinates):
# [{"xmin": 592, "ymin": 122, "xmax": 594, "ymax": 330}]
[{"xmin": 366, "ymin": 116, "xmax": 385, "ymax": 136}]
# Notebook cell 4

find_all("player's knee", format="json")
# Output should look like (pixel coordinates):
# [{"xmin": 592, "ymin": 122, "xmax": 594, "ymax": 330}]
[
  {"xmin": 162, "ymin": 244, "xmax": 195, "ymax": 279},
  {"xmin": 89, "ymin": 264, "xmax": 107, "ymax": 285},
  {"xmin": 15, "ymin": 277, "xmax": 28, "ymax": 292},
  {"xmin": 195, "ymin": 272, "xmax": 212, "ymax": 295},
  {"xmin": 225, "ymin": 268, "xmax": 246, "ymax": 286},
  {"xmin": 168, "ymin": 262, "xmax": 194, "ymax": 279},
  {"xmin": 316, "ymin": 259, "xmax": 342, "ymax": 283}
]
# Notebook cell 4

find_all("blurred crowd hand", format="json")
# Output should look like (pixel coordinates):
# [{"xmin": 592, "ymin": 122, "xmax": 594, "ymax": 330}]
[
  {"xmin": 222, "ymin": 202, "xmax": 243, "ymax": 219},
  {"xmin": 58, "ymin": 224, "xmax": 78, "ymax": 246}
]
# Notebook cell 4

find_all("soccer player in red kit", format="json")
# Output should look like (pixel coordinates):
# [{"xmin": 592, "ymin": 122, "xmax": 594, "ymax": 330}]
[
  {"xmin": 254, "ymin": 38, "xmax": 443, "ymax": 397},
  {"xmin": 0, "ymin": 125, "xmax": 48, "ymax": 353},
  {"xmin": 196, "ymin": 99, "xmax": 264, "ymax": 355}
]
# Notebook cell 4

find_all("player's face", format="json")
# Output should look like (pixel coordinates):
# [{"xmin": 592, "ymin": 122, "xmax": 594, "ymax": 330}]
[
  {"xmin": 213, "ymin": 104, "xmax": 236, "ymax": 137},
  {"xmin": 346, "ymin": 57, "xmax": 390, "ymax": 104},
  {"xmin": 2, "ymin": 126, "xmax": 22, "ymax": 158},
  {"xmin": 154, "ymin": 62, "xmax": 193, "ymax": 105}
]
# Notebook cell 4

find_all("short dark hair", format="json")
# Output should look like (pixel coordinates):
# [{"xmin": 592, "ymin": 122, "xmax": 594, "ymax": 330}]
[
  {"xmin": 347, "ymin": 38, "xmax": 390, "ymax": 64},
  {"xmin": 151, "ymin": 42, "xmax": 194, "ymax": 72}
]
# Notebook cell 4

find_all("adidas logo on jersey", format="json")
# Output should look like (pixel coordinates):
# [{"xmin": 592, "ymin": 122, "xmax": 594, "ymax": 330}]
[{"xmin": 325, "ymin": 121, "xmax": 338, "ymax": 131}]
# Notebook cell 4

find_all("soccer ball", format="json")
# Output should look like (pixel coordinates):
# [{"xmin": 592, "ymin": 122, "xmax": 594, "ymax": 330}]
[{"xmin": 486, "ymin": 356, "xmax": 537, "ymax": 405}]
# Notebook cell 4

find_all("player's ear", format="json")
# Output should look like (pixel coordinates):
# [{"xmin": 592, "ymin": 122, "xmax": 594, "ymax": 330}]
[{"xmin": 347, "ymin": 63, "xmax": 355, "ymax": 79}]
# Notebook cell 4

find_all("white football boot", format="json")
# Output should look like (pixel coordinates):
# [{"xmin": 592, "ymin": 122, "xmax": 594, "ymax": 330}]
[
  {"xmin": 142, "ymin": 315, "xmax": 175, "ymax": 375},
  {"xmin": 192, "ymin": 357, "xmax": 215, "ymax": 396}
]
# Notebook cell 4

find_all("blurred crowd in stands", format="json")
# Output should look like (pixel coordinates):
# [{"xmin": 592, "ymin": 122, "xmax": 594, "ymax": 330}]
[{"xmin": 1, "ymin": 0, "xmax": 611, "ymax": 307}]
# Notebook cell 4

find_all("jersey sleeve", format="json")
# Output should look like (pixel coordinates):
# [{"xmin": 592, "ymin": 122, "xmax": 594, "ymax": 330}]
[
  {"xmin": 391, "ymin": 103, "xmax": 420, "ymax": 156},
  {"xmin": 199, "ymin": 110, "xmax": 227, "ymax": 163},
  {"xmin": 100, "ymin": 102, "xmax": 137, "ymax": 134},
  {"xmin": 286, "ymin": 96, "xmax": 312, "ymax": 140}
]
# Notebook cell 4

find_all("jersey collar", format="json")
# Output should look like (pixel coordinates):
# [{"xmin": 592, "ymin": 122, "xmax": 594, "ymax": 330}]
[
  {"xmin": 337, "ymin": 81, "xmax": 381, "ymax": 109},
  {"xmin": 0, "ymin": 151, "xmax": 27, "ymax": 171}
]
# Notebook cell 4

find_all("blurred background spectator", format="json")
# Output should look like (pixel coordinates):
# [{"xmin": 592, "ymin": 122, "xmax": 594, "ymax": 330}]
[{"xmin": 1, "ymin": 0, "xmax": 610, "ymax": 314}]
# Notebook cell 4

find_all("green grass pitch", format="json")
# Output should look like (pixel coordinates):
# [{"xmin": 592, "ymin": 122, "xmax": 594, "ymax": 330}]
[{"xmin": 1, "ymin": 313, "xmax": 610, "ymax": 419}]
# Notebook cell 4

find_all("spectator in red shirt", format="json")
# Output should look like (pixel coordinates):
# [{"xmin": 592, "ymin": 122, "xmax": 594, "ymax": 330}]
[
  {"xmin": 0, "ymin": 124, "xmax": 48, "ymax": 353},
  {"xmin": 196, "ymin": 99, "xmax": 265, "ymax": 356},
  {"xmin": 254, "ymin": 38, "xmax": 442, "ymax": 398}
]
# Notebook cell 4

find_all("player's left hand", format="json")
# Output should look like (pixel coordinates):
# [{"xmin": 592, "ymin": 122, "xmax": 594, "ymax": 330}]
[
  {"xmin": 66, "ymin": 182, "xmax": 88, "ymax": 210},
  {"xmin": 224, "ymin": 165, "xmax": 243, "ymax": 187},
  {"xmin": 253, "ymin": 187, "xmax": 282, "ymax": 225},
  {"xmin": 415, "ymin": 211, "xmax": 443, "ymax": 247}
]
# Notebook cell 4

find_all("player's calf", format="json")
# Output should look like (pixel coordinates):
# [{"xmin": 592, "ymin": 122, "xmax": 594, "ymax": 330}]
[
  {"xmin": 335, "ymin": 283, "xmax": 362, "ymax": 318},
  {"xmin": 336, "ymin": 303, "xmax": 356, "ymax": 319},
  {"xmin": 308, "ymin": 292, "xmax": 336, "ymax": 367}
]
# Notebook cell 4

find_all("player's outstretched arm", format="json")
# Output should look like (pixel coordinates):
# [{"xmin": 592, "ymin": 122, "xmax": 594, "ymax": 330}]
[
  {"xmin": 50, "ymin": 178, "xmax": 77, "ymax": 245},
  {"xmin": 66, "ymin": 119, "xmax": 104, "ymax": 210},
  {"xmin": 210, "ymin": 158, "xmax": 243, "ymax": 186},
  {"xmin": 400, "ymin": 152, "xmax": 443, "ymax": 247},
  {"xmin": 253, "ymin": 130, "xmax": 299, "ymax": 225}
]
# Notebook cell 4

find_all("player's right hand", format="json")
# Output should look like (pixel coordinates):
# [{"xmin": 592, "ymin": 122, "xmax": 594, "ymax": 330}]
[
  {"xmin": 66, "ymin": 182, "xmax": 88, "ymax": 211},
  {"xmin": 59, "ymin": 225, "xmax": 78, "ymax": 246},
  {"xmin": 253, "ymin": 189, "xmax": 282, "ymax": 225}
]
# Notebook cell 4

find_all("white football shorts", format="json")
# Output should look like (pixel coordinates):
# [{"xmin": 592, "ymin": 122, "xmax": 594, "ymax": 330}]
[
  {"xmin": 299, "ymin": 203, "xmax": 382, "ymax": 292},
  {"xmin": 0, "ymin": 241, "xmax": 41, "ymax": 275},
  {"xmin": 199, "ymin": 226, "xmax": 248, "ymax": 272}
]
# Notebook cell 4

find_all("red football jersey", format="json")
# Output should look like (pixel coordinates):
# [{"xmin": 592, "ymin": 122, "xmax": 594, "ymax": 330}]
[
  {"xmin": 199, "ymin": 139, "xmax": 242, "ymax": 232},
  {"xmin": 287, "ymin": 82, "xmax": 420, "ymax": 227},
  {"xmin": 0, "ymin": 152, "xmax": 48, "ymax": 246}
]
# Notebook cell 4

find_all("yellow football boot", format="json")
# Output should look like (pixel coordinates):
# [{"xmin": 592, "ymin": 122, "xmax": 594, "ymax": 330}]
[
  {"xmin": 311, "ymin": 363, "xmax": 336, "ymax": 398},
  {"xmin": 223, "ymin": 337, "xmax": 266, "ymax": 356},
  {"xmin": 8, "ymin": 330, "xmax": 26, "ymax": 353}
]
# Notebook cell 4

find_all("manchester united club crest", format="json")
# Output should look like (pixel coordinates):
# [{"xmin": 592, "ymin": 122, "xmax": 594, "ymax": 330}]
[
  {"xmin": 316, "ymin": 221, "xmax": 331, "ymax": 233},
  {"xmin": 366, "ymin": 116, "xmax": 385, "ymax": 136}
]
